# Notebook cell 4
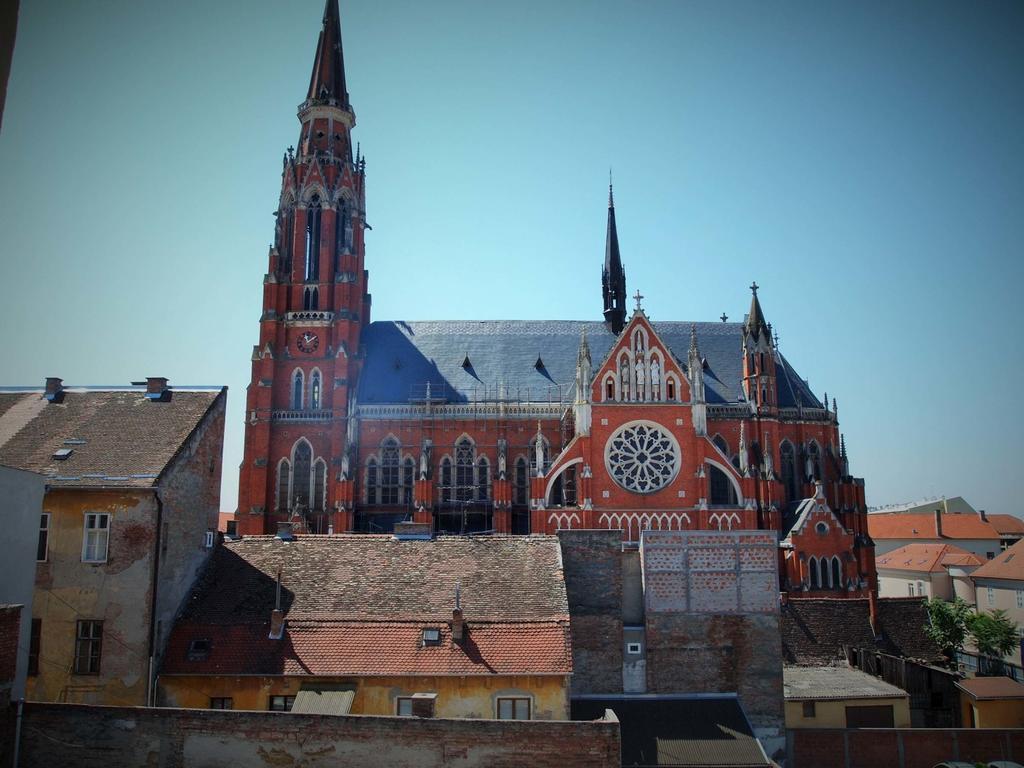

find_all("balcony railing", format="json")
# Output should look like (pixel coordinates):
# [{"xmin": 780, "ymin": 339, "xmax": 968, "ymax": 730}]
[
  {"xmin": 284, "ymin": 310, "xmax": 335, "ymax": 325},
  {"xmin": 270, "ymin": 409, "xmax": 334, "ymax": 422}
]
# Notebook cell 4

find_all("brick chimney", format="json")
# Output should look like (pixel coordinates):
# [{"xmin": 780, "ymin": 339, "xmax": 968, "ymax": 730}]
[
  {"xmin": 979, "ymin": 509, "xmax": 988, "ymax": 523},
  {"xmin": 934, "ymin": 509, "xmax": 943, "ymax": 538},
  {"xmin": 44, "ymin": 377, "xmax": 64, "ymax": 403},
  {"xmin": 144, "ymin": 377, "xmax": 171, "ymax": 402}
]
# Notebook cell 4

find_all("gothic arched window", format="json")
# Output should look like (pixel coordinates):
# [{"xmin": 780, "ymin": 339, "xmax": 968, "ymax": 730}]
[
  {"xmin": 807, "ymin": 441, "xmax": 822, "ymax": 482},
  {"xmin": 276, "ymin": 459, "xmax": 290, "ymax": 512},
  {"xmin": 709, "ymin": 464, "xmax": 737, "ymax": 505},
  {"xmin": 310, "ymin": 370, "xmax": 321, "ymax": 410},
  {"xmin": 380, "ymin": 438, "xmax": 400, "ymax": 505},
  {"xmin": 477, "ymin": 458, "xmax": 490, "ymax": 502},
  {"xmin": 780, "ymin": 440, "xmax": 798, "ymax": 500},
  {"xmin": 291, "ymin": 370, "xmax": 304, "ymax": 410},
  {"xmin": 312, "ymin": 459, "xmax": 326, "ymax": 512},
  {"xmin": 819, "ymin": 557, "xmax": 829, "ymax": 588},
  {"xmin": 335, "ymin": 201, "xmax": 352, "ymax": 255},
  {"xmin": 303, "ymin": 286, "xmax": 319, "ymax": 310},
  {"xmin": 514, "ymin": 458, "xmax": 528, "ymax": 506},
  {"xmin": 808, "ymin": 556, "xmax": 819, "ymax": 589},
  {"xmin": 403, "ymin": 458, "xmax": 415, "ymax": 505},
  {"xmin": 366, "ymin": 458, "xmax": 378, "ymax": 505},
  {"xmin": 831, "ymin": 557, "xmax": 842, "ymax": 590},
  {"xmin": 304, "ymin": 196, "xmax": 321, "ymax": 282},
  {"xmin": 292, "ymin": 440, "xmax": 312, "ymax": 508},
  {"xmin": 440, "ymin": 457, "xmax": 452, "ymax": 503},
  {"xmin": 455, "ymin": 439, "xmax": 475, "ymax": 502}
]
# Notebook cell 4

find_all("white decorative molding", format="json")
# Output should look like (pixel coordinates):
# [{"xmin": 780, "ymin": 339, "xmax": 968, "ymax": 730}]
[
  {"xmin": 709, "ymin": 510, "xmax": 742, "ymax": 531},
  {"xmin": 548, "ymin": 511, "xmax": 580, "ymax": 530}
]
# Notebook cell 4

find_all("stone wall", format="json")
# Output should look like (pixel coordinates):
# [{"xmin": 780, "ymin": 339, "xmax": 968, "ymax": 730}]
[
  {"xmin": 558, "ymin": 529, "xmax": 624, "ymax": 695},
  {"xmin": 16, "ymin": 703, "xmax": 620, "ymax": 768},
  {"xmin": 789, "ymin": 727, "xmax": 1024, "ymax": 768}
]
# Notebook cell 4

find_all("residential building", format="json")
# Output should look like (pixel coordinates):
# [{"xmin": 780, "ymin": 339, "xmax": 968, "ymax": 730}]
[
  {"xmin": 867, "ymin": 509, "xmax": 1003, "ymax": 559},
  {"xmin": 988, "ymin": 514, "xmax": 1024, "ymax": 551},
  {"xmin": 870, "ymin": 496, "xmax": 1023, "ymax": 552},
  {"xmin": 956, "ymin": 676, "xmax": 1024, "ymax": 728},
  {"xmin": 0, "ymin": 464, "xmax": 45, "ymax": 705},
  {"xmin": 875, "ymin": 543, "xmax": 982, "ymax": 601},
  {"xmin": 159, "ymin": 529, "xmax": 573, "ymax": 719},
  {"xmin": 969, "ymin": 537, "xmax": 1024, "ymax": 665},
  {"xmin": 0, "ymin": 378, "xmax": 226, "ymax": 705},
  {"xmin": 783, "ymin": 666, "xmax": 911, "ymax": 728},
  {"xmin": 234, "ymin": 0, "xmax": 876, "ymax": 602}
]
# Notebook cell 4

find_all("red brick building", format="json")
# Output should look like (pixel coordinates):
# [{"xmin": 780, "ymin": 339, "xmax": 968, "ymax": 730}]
[{"xmin": 236, "ymin": 0, "xmax": 876, "ymax": 598}]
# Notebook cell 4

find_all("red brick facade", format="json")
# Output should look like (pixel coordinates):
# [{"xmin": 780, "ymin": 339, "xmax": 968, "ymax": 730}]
[{"xmin": 235, "ymin": 0, "xmax": 876, "ymax": 599}]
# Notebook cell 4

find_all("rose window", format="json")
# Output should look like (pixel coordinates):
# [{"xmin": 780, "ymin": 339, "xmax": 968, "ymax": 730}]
[{"xmin": 605, "ymin": 421, "xmax": 680, "ymax": 494}]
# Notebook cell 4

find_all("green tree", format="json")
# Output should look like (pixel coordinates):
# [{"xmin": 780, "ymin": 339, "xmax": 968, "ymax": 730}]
[
  {"xmin": 924, "ymin": 596, "xmax": 973, "ymax": 656},
  {"xmin": 967, "ymin": 609, "xmax": 1020, "ymax": 659}
]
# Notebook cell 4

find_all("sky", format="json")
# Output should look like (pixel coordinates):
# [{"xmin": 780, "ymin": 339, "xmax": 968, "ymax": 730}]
[{"xmin": 1, "ymin": 0, "xmax": 1021, "ymax": 516}]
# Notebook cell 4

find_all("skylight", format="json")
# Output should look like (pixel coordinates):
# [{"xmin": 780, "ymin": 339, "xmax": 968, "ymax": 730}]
[
  {"xmin": 52, "ymin": 448, "xmax": 73, "ymax": 460},
  {"xmin": 422, "ymin": 628, "xmax": 441, "ymax": 646}
]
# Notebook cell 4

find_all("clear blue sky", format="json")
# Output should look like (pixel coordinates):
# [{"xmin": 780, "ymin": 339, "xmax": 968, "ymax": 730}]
[{"xmin": 2, "ymin": 1, "xmax": 1021, "ymax": 516}]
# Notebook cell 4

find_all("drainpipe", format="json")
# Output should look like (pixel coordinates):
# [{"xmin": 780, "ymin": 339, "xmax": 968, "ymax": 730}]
[
  {"xmin": 12, "ymin": 697, "xmax": 23, "ymax": 768},
  {"xmin": 146, "ymin": 489, "xmax": 164, "ymax": 708}
]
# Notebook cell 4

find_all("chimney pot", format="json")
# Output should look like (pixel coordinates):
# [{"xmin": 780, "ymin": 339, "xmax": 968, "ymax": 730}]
[
  {"xmin": 44, "ymin": 377, "xmax": 64, "ymax": 403},
  {"xmin": 145, "ymin": 377, "xmax": 171, "ymax": 401},
  {"xmin": 934, "ymin": 509, "xmax": 943, "ymax": 538}
]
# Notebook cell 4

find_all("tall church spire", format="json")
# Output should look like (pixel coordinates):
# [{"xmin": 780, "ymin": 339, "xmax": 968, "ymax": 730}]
[
  {"xmin": 306, "ymin": 0, "xmax": 349, "ymax": 107},
  {"xmin": 602, "ymin": 181, "xmax": 627, "ymax": 335},
  {"xmin": 744, "ymin": 281, "xmax": 769, "ymax": 340}
]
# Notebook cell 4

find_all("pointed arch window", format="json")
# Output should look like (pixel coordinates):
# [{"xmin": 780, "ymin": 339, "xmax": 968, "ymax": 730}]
[
  {"xmin": 303, "ymin": 286, "xmax": 319, "ymax": 310},
  {"xmin": 819, "ymin": 557, "xmax": 829, "ymax": 589},
  {"xmin": 709, "ymin": 464, "xmax": 738, "ymax": 506},
  {"xmin": 514, "ymin": 458, "xmax": 528, "ymax": 506},
  {"xmin": 808, "ymin": 556, "xmax": 819, "ymax": 589},
  {"xmin": 831, "ymin": 557, "xmax": 842, "ymax": 590},
  {"xmin": 807, "ymin": 441, "xmax": 822, "ymax": 482},
  {"xmin": 291, "ymin": 370, "xmax": 304, "ymax": 410},
  {"xmin": 366, "ymin": 458, "xmax": 378, "ymax": 505},
  {"xmin": 312, "ymin": 460, "xmax": 326, "ymax": 513},
  {"xmin": 335, "ymin": 200, "xmax": 352, "ymax": 255},
  {"xmin": 310, "ymin": 370, "xmax": 322, "ymax": 410},
  {"xmin": 455, "ymin": 439, "xmax": 475, "ymax": 502},
  {"xmin": 403, "ymin": 458, "xmax": 415, "ymax": 505},
  {"xmin": 667, "ymin": 378, "xmax": 675, "ymax": 401},
  {"xmin": 292, "ymin": 441, "xmax": 312, "ymax": 509},
  {"xmin": 440, "ymin": 457, "xmax": 452, "ymax": 503},
  {"xmin": 380, "ymin": 438, "xmax": 401, "ymax": 505},
  {"xmin": 780, "ymin": 441, "xmax": 798, "ymax": 501},
  {"xmin": 477, "ymin": 458, "xmax": 490, "ymax": 502},
  {"xmin": 304, "ymin": 195, "xmax": 321, "ymax": 282},
  {"xmin": 713, "ymin": 435, "xmax": 729, "ymax": 458},
  {"xmin": 276, "ymin": 460, "xmax": 290, "ymax": 512}
]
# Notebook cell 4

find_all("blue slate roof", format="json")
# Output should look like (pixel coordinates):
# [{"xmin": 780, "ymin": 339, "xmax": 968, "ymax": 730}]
[{"xmin": 358, "ymin": 319, "xmax": 822, "ymax": 408}]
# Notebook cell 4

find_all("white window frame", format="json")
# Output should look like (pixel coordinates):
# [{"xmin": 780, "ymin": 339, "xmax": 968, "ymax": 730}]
[
  {"xmin": 988, "ymin": 587, "xmax": 995, "ymax": 606},
  {"xmin": 626, "ymin": 642, "xmax": 642, "ymax": 655},
  {"xmin": 908, "ymin": 583, "xmax": 915, "ymax": 596},
  {"xmin": 204, "ymin": 530, "xmax": 215, "ymax": 549},
  {"xmin": 1017, "ymin": 590, "xmax": 1024, "ymax": 609},
  {"xmin": 82, "ymin": 513, "xmax": 110, "ymax": 563},
  {"xmin": 496, "ymin": 696, "xmax": 531, "ymax": 720},
  {"xmin": 916, "ymin": 581, "xmax": 925, "ymax": 597},
  {"xmin": 37, "ymin": 512, "xmax": 50, "ymax": 562},
  {"xmin": 396, "ymin": 697, "xmax": 414, "ymax": 716}
]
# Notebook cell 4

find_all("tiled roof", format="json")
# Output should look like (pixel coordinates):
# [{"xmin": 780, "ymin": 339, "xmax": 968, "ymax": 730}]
[
  {"xmin": 161, "ymin": 620, "xmax": 572, "ymax": 676},
  {"xmin": 783, "ymin": 666, "xmax": 908, "ymax": 700},
  {"xmin": 987, "ymin": 514, "xmax": 1024, "ymax": 536},
  {"xmin": 357, "ymin": 320, "xmax": 821, "ymax": 408},
  {"xmin": 867, "ymin": 512, "xmax": 1000, "ymax": 542},
  {"xmin": 164, "ymin": 534, "xmax": 572, "ymax": 678},
  {"xmin": 875, "ymin": 543, "xmax": 983, "ymax": 573},
  {"xmin": 970, "ymin": 538, "xmax": 1024, "ymax": 582},
  {"xmin": 0, "ymin": 388, "xmax": 223, "ymax": 488},
  {"xmin": 781, "ymin": 597, "xmax": 944, "ymax": 665},
  {"xmin": 955, "ymin": 676, "xmax": 1024, "ymax": 700}
]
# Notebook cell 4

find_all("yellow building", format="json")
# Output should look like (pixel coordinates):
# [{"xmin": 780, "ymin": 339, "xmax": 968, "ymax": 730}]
[
  {"xmin": 957, "ymin": 676, "xmax": 1024, "ymax": 728},
  {"xmin": 783, "ymin": 666, "xmax": 911, "ymax": 728},
  {"xmin": 0, "ymin": 379, "xmax": 226, "ymax": 706},
  {"xmin": 159, "ymin": 529, "xmax": 573, "ymax": 719}
]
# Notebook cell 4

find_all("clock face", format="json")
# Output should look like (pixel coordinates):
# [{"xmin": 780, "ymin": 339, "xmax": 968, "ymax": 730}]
[{"xmin": 297, "ymin": 331, "xmax": 319, "ymax": 354}]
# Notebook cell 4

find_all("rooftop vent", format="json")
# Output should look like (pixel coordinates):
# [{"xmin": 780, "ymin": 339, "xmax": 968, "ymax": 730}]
[
  {"xmin": 187, "ymin": 638, "xmax": 211, "ymax": 661},
  {"xmin": 52, "ymin": 448, "xmax": 73, "ymax": 461},
  {"xmin": 275, "ymin": 521, "xmax": 295, "ymax": 541},
  {"xmin": 44, "ymin": 377, "xmax": 64, "ymax": 403},
  {"xmin": 144, "ymin": 377, "xmax": 171, "ymax": 402}
]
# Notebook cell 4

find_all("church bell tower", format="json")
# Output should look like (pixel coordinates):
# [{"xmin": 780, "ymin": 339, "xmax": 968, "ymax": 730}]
[{"xmin": 236, "ymin": 0, "xmax": 369, "ymax": 535}]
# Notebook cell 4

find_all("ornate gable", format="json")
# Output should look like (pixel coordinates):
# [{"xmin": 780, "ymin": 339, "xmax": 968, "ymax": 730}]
[{"xmin": 591, "ymin": 309, "xmax": 690, "ymax": 404}]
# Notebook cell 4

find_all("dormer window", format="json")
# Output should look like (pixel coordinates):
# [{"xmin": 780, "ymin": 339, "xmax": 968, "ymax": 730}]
[
  {"xmin": 422, "ymin": 628, "xmax": 441, "ymax": 646},
  {"xmin": 187, "ymin": 639, "xmax": 211, "ymax": 661}
]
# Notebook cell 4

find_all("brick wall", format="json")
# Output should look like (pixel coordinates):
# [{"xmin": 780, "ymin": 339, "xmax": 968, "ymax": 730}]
[
  {"xmin": 789, "ymin": 727, "xmax": 1024, "ymax": 768},
  {"xmin": 0, "ymin": 605, "xmax": 21, "ymax": 706},
  {"xmin": 558, "ymin": 530, "xmax": 624, "ymax": 694},
  {"xmin": 16, "ymin": 703, "xmax": 620, "ymax": 768}
]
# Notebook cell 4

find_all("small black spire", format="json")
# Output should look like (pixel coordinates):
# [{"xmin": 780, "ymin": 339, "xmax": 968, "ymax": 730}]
[
  {"xmin": 744, "ymin": 281, "xmax": 769, "ymax": 339},
  {"xmin": 306, "ymin": 0, "xmax": 349, "ymax": 108},
  {"xmin": 602, "ymin": 180, "xmax": 626, "ymax": 334}
]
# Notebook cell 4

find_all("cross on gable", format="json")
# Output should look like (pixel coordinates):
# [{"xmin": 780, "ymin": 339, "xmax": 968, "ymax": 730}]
[
  {"xmin": 750, "ymin": 281, "xmax": 759, "ymax": 295},
  {"xmin": 633, "ymin": 290, "xmax": 644, "ymax": 311},
  {"xmin": 720, "ymin": 313, "xmax": 728, "ymax": 323}
]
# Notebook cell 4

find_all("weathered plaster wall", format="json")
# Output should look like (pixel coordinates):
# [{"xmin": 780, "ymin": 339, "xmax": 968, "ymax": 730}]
[
  {"xmin": 159, "ymin": 673, "xmax": 570, "ymax": 720},
  {"xmin": 784, "ymin": 696, "xmax": 910, "ymax": 728},
  {"xmin": 17, "ymin": 702, "xmax": 620, "ymax": 768}
]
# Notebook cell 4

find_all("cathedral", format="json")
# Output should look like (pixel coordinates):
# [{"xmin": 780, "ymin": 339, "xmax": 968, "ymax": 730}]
[{"xmin": 235, "ymin": 0, "xmax": 877, "ymax": 599}]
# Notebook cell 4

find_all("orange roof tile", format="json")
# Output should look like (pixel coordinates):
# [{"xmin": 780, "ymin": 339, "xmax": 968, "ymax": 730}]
[
  {"xmin": 162, "ymin": 620, "xmax": 572, "ymax": 677},
  {"xmin": 875, "ymin": 543, "xmax": 983, "ymax": 573},
  {"xmin": 970, "ymin": 538, "xmax": 1024, "ymax": 582},
  {"xmin": 956, "ymin": 675, "xmax": 1024, "ymax": 700},
  {"xmin": 987, "ymin": 514, "xmax": 1024, "ymax": 536},
  {"xmin": 867, "ymin": 513, "xmax": 1000, "ymax": 541}
]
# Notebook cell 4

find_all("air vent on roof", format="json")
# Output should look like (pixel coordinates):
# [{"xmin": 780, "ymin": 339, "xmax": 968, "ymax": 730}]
[
  {"xmin": 52, "ymin": 448, "xmax": 73, "ymax": 460},
  {"xmin": 187, "ymin": 639, "xmax": 211, "ymax": 661}
]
